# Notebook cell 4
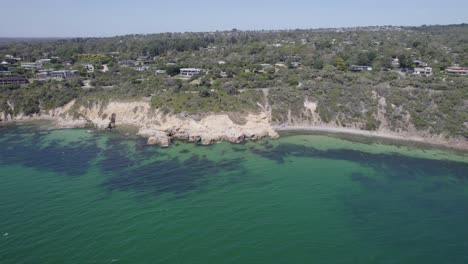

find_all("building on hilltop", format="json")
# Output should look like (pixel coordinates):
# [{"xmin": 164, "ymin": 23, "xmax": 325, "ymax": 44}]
[
  {"xmin": 83, "ymin": 64, "xmax": 94, "ymax": 73},
  {"xmin": 413, "ymin": 67, "xmax": 432, "ymax": 75},
  {"xmin": 137, "ymin": 56, "xmax": 151, "ymax": 62},
  {"xmin": 0, "ymin": 77, "xmax": 29, "ymax": 85},
  {"xmin": 118, "ymin": 60, "xmax": 136, "ymax": 66},
  {"xmin": 37, "ymin": 69, "xmax": 79, "ymax": 79},
  {"xmin": 350, "ymin": 65, "xmax": 372, "ymax": 72},
  {"xmin": 50, "ymin": 70, "xmax": 79, "ymax": 79},
  {"xmin": 180, "ymin": 68, "xmax": 204, "ymax": 77},
  {"xmin": 134, "ymin": 66, "xmax": 151, "ymax": 72},
  {"xmin": 21, "ymin": 62, "xmax": 42, "ymax": 69},
  {"xmin": 446, "ymin": 66, "xmax": 468, "ymax": 75}
]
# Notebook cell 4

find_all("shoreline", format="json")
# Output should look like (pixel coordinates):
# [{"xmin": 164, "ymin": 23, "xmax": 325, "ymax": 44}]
[{"xmin": 273, "ymin": 125, "xmax": 468, "ymax": 151}]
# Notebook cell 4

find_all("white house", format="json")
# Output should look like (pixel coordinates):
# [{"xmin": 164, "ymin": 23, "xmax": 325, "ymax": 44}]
[
  {"xmin": 413, "ymin": 67, "xmax": 432, "ymax": 75},
  {"xmin": 83, "ymin": 64, "xmax": 94, "ymax": 73},
  {"xmin": 350, "ymin": 65, "xmax": 372, "ymax": 72},
  {"xmin": 134, "ymin": 66, "xmax": 151, "ymax": 72},
  {"xmin": 180, "ymin": 68, "xmax": 204, "ymax": 77},
  {"xmin": 21, "ymin": 62, "xmax": 43, "ymax": 69}
]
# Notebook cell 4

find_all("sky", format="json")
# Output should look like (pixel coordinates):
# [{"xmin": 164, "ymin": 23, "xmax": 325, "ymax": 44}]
[{"xmin": 2, "ymin": 0, "xmax": 467, "ymax": 37}]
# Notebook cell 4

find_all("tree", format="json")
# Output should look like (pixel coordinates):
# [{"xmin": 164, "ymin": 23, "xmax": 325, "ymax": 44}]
[
  {"xmin": 398, "ymin": 54, "xmax": 414, "ymax": 68},
  {"xmin": 334, "ymin": 56, "xmax": 347, "ymax": 71}
]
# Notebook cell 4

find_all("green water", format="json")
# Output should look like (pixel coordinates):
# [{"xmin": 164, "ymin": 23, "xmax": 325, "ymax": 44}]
[{"xmin": 0, "ymin": 124, "xmax": 467, "ymax": 264}]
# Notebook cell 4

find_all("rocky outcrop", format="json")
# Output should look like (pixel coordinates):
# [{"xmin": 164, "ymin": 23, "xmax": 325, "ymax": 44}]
[{"xmin": 0, "ymin": 99, "xmax": 279, "ymax": 147}]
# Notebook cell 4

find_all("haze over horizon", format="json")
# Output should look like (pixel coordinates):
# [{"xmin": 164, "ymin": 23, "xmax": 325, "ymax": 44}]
[{"xmin": 2, "ymin": 0, "xmax": 467, "ymax": 38}]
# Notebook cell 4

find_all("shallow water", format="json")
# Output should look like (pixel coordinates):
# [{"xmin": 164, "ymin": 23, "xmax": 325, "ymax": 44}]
[{"xmin": 0, "ymin": 124, "xmax": 467, "ymax": 264}]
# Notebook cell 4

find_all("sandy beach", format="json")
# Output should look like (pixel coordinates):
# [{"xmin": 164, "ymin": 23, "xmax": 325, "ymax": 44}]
[{"xmin": 274, "ymin": 125, "xmax": 468, "ymax": 151}]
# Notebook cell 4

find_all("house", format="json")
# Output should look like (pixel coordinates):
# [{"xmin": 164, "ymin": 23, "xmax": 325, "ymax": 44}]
[
  {"xmin": 220, "ymin": 71, "xmax": 228, "ymax": 78},
  {"xmin": 0, "ymin": 71, "xmax": 12, "ymax": 76},
  {"xmin": 1, "ymin": 61, "xmax": 9, "ymax": 65},
  {"xmin": 134, "ymin": 66, "xmax": 151, "ymax": 72},
  {"xmin": 36, "ymin": 69, "xmax": 54, "ymax": 78},
  {"xmin": 155, "ymin": 70, "xmax": 167, "ymax": 75},
  {"xmin": 180, "ymin": 68, "xmax": 204, "ymax": 77},
  {"xmin": 118, "ymin": 60, "xmax": 136, "ymax": 66},
  {"xmin": 50, "ymin": 70, "xmax": 79, "ymax": 79},
  {"xmin": 413, "ymin": 67, "xmax": 432, "ymax": 75},
  {"xmin": 217, "ymin": 60, "xmax": 226, "ymax": 65},
  {"xmin": 21, "ymin": 62, "xmax": 42, "ymax": 69},
  {"xmin": 445, "ymin": 66, "xmax": 468, "ymax": 75},
  {"xmin": 414, "ymin": 60, "xmax": 428, "ymax": 67},
  {"xmin": 290, "ymin": 62, "xmax": 301, "ymax": 68},
  {"xmin": 350, "ymin": 65, "xmax": 372, "ymax": 72},
  {"xmin": 37, "ymin": 59, "xmax": 51, "ymax": 64},
  {"xmin": 62, "ymin": 61, "xmax": 73, "ymax": 66},
  {"xmin": 0, "ymin": 77, "xmax": 29, "ymax": 85},
  {"xmin": 83, "ymin": 64, "xmax": 94, "ymax": 73},
  {"xmin": 260, "ymin": 63, "xmax": 272, "ymax": 68},
  {"xmin": 137, "ymin": 56, "xmax": 151, "ymax": 62},
  {"xmin": 391, "ymin": 58, "xmax": 400, "ymax": 67}
]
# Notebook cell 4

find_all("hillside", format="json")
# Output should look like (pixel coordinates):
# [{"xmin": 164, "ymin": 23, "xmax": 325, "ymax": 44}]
[{"xmin": 0, "ymin": 24, "xmax": 467, "ymax": 141}]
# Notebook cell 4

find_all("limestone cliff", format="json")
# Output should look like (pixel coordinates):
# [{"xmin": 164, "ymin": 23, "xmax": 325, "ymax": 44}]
[{"xmin": 0, "ymin": 99, "xmax": 279, "ymax": 147}]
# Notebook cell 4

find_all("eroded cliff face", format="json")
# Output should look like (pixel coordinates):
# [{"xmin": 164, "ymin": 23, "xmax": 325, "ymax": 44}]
[
  {"xmin": 277, "ymin": 97, "xmax": 465, "ymax": 147},
  {"xmin": 1, "ymin": 99, "xmax": 279, "ymax": 147}
]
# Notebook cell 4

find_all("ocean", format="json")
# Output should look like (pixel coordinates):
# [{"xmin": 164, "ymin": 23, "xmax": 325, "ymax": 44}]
[{"xmin": 0, "ymin": 123, "xmax": 467, "ymax": 264}]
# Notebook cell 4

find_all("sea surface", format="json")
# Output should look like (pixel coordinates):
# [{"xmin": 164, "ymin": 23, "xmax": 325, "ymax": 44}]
[{"xmin": 0, "ymin": 123, "xmax": 467, "ymax": 264}]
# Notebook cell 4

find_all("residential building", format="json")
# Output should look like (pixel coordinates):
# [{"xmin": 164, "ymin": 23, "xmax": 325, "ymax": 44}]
[
  {"xmin": 260, "ymin": 63, "xmax": 272, "ymax": 68},
  {"xmin": 137, "ymin": 56, "xmax": 151, "ymax": 61},
  {"xmin": 36, "ymin": 69, "xmax": 54, "ymax": 78},
  {"xmin": 134, "ymin": 66, "xmax": 151, "ymax": 72},
  {"xmin": 350, "ymin": 65, "xmax": 372, "ymax": 72},
  {"xmin": 218, "ymin": 60, "xmax": 226, "ymax": 65},
  {"xmin": 414, "ymin": 60, "xmax": 428, "ymax": 67},
  {"xmin": 413, "ymin": 67, "xmax": 432, "ymax": 75},
  {"xmin": 21, "ymin": 62, "xmax": 43, "ymax": 69},
  {"xmin": 118, "ymin": 60, "xmax": 136, "ymax": 66},
  {"xmin": 290, "ymin": 62, "xmax": 302, "ymax": 68},
  {"xmin": 0, "ymin": 77, "xmax": 29, "ymax": 85},
  {"xmin": 1, "ymin": 61, "xmax": 9, "ymax": 65},
  {"xmin": 0, "ymin": 71, "xmax": 12, "ymax": 76},
  {"xmin": 83, "ymin": 64, "xmax": 94, "ymax": 73},
  {"xmin": 180, "ymin": 68, "xmax": 204, "ymax": 77},
  {"xmin": 50, "ymin": 70, "xmax": 79, "ymax": 79},
  {"xmin": 38, "ymin": 59, "xmax": 51, "ymax": 64},
  {"xmin": 391, "ymin": 58, "xmax": 400, "ymax": 67},
  {"xmin": 446, "ymin": 66, "xmax": 468, "ymax": 75},
  {"xmin": 155, "ymin": 70, "xmax": 167, "ymax": 75},
  {"xmin": 220, "ymin": 71, "xmax": 228, "ymax": 78},
  {"xmin": 62, "ymin": 61, "xmax": 73, "ymax": 66}
]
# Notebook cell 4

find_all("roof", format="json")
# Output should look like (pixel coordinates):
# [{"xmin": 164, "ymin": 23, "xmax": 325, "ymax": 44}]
[
  {"xmin": 0, "ymin": 77, "xmax": 28, "ymax": 81},
  {"xmin": 180, "ymin": 68, "xmax": 203, "ymax": 71}
]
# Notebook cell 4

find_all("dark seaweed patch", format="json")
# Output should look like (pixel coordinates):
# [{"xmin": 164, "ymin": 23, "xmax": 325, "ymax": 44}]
[
  {"xmin": 250, "ymin": 143, "xmax": 468, "ymax": 180},
  {"xmin": 179, "ymin": 149, "xmax": 190, "ymax": 154},
  {"xmin": 0, "ymin": 127, "xmax": 100, "ymax": 176},
  {"xmin": 102, "ymin": 155, "xmax": 246, "ymax": 196}
]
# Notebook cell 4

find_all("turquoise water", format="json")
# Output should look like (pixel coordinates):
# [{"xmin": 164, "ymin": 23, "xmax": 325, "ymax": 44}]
[{"xmin": 0, "ymin": 124, "xmax": 467, "ymax": 264}]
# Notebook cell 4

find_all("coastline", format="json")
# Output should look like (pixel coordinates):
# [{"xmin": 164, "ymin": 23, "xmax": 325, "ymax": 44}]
[{"xmin": 273, "ymin": 125, "xmax": 468, "ymax": 151}]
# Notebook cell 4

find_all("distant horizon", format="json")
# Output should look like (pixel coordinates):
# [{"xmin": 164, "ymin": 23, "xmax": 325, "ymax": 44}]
[
  {"xmin": 2, "ymin": 0, "xmax": 468, "ymax": 38},
  {"xmin": 1, "ymin": 23, "xmax": 466, "ymax": 39}
]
